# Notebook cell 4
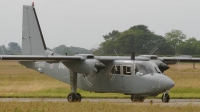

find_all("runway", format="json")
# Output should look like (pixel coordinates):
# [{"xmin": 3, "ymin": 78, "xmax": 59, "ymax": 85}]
[{"xmin": 0, "ymin": 98, "xmax": 200, "ymax": 105}]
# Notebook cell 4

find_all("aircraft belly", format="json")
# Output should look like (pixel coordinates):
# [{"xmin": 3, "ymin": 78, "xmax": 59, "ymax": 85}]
[
  {"xmin": 122, "ymin": 75, "xmax": 159, "ymax": 95},
  {"xmin": 121, "ymin": 76, "xmax": 147, "ymax": 94},
  {"xmin": 129, "ymin": 75, "xmax": 162, "ymax": 95}
]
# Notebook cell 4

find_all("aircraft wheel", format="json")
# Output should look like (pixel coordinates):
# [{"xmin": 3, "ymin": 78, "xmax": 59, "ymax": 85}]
[
  {"xmin": 139, "ymin": 97, "xmax": 145, "ymax": 102},
  {"xmin": 131, "ymin": 95, "xmax": 135, "ymax": 102},
  {"xmin": 161, "ymin": 94, "xmax": 170, "ymax": 103},
  {"xmin": 75, "ymin": 93, "xmax": 82, "ymax": 102},
  {"xmin": 67, "ymin": 93, "xmax": 76, "ymax": 102},
  {"xmin": 131, "ymin": 95, "xmax": 145, "ymax": 102}
]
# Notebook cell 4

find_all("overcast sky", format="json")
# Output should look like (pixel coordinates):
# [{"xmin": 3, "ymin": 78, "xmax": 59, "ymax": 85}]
[{"xmin": 0, "ymin": 0, "xmax": 200, "ymax": 49}]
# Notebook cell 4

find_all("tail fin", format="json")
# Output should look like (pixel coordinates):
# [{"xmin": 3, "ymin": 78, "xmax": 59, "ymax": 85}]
[{"xmin": 22, "ymin": 4, "xmax": 46, "ymax": 55}]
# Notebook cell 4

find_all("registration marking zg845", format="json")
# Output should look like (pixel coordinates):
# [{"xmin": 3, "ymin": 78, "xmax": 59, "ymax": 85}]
[{"xmin": 35, "ymin": 62, "xmax": 45, "ymax": 68}]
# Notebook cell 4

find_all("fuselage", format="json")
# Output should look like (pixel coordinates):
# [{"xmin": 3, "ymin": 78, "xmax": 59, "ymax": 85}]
[{"xmin": 19, "ymin": 59, "xmax": 174, "ymax": 97}]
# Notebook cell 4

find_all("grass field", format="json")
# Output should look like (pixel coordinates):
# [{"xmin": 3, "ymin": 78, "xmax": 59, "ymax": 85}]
[
  {"xmin": 1, "ymin": 61, "xmax": 200, "ymax": 98},
  {"xmin": 164, "ymin": 62, "xmax": 200, "ymax": 98},
  {"xmin": 1, "ymin": 61, "xmax": 200, "ymax": 111},
  {"xmin": 1, "ymin": 101, "xmax": 200, "ymax": 112}
]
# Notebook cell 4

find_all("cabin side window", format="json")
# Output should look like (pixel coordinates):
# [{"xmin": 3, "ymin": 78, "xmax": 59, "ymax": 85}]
[
  {"xmin": 110, "ymin": 65, "xmax": 121, "ymax": 74},
  {"xmin": 123, "ymin": 66, "xmax": 132, "ymax": 75}
]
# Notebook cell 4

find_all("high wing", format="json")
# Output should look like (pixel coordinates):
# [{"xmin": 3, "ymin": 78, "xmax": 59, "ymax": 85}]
[
  {"xmin": 94, "ymin": 56, "xmax": 149, "ymax": 61},
  {"xmin": 137, "ymin": 55, "xmax": 200, "ymax": 63},
  {"xmin": 0, "ymin": 55, "xmax": 149, "ymax": 62},
  {"xmin": 158, "ymin": 55, "xmax": 200, "ymax": 64},
  {"xmin": 0, "ymin": 55, "xmax": 83, "ymax": 61}
]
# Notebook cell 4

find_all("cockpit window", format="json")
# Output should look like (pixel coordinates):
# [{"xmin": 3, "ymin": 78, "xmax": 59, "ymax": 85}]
[
  {"xmin": 135, "ymin": 62, "xmax": 154, "ymax": 75},
  {"xmin": 149, "ymin": 62, "xmax": 161, "ymax": 74},
  {"xmin": 123, "ymin": 66, "xmax": 131, "ymax": 75},
  {"xmin": 110, "ymin": 65, "xmax": 121, "ymax": 74}
]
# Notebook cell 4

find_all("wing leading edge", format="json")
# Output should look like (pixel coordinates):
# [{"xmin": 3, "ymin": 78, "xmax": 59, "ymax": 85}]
[
  {"xmin": 0, "ymin": 55, "xmax": 83, "ymax": 61},
  {"xmin": 160, "ymin": 57, "xmax": 200, "ymax": 63}
]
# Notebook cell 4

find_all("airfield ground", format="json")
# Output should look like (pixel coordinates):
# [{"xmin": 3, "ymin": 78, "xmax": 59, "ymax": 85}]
[
  {"xmin": 1, "ymin": 61, "xmax": 200, "ymax": 111},
  {"xmin": 1, "ymin": 99, "xmax": 200, "ymax": 112}
]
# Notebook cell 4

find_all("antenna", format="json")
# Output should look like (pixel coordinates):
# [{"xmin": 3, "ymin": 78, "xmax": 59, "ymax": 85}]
[
  {"xmin": 149, "ymin": 46, "xmax": 158, "ymax": 55},
  {"xmin": 1, "ymin": 46, "xmax": 5, "ymax": 55},
  {"xmin": 32, "ymin": 2, "xmax": 35, "ymax": 6},
  {"xmin": 114, "ymin": 49, "xmax": 119, "ymax": 57},
  {"xmin": 131, "ymin": 52, "xmax": 135, "ymax": 60}
]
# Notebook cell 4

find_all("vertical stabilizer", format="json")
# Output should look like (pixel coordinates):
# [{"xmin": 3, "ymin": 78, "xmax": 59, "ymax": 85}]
[{"xmin": 22, "ymin": 4, "xmax": 46, "ymax": 55}]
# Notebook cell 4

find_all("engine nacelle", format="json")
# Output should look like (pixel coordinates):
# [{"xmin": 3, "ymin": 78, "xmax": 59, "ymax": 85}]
[
  {"xmin": 63, "ymin": 59, "xmax": 105, "ymax": 75},
  {"xmin": 150, "ymin": 60, "xmax": 169, "ymax": 73}
]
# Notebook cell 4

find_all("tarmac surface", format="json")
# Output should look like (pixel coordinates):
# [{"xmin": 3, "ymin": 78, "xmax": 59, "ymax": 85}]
[{"xmin": 0, "ymin": 98, "xmax": 200, "ymax": 105}]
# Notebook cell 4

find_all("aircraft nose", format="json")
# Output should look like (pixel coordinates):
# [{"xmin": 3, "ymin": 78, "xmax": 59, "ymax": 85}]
[{"xmin": 159, "ymin": 78, "xmax": 175, "ymax": 90}]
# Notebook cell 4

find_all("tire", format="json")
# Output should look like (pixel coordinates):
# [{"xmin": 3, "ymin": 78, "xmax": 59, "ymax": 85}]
[
  {"xmin": 131, "ymin": 95, "xmax": 145, "ymax": 102},
  {"xmin": 131, "ymin": 95, "xmax": 134, "ymax": 102},
  {"xmin": 75, "ymin": 93, "xmax": 82, "ymax": 102},
  {"xmin": 162, "ymin": 94, "xmax": 170, "ymax": 103},
  {"xmin": 67, "ymin": 93, "xmax": 76, "ymax": 102}
]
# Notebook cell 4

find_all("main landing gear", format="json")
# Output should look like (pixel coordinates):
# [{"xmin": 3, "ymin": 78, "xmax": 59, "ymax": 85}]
[
  {"xmin": 161, "ymin": 90, "xmax": 170, "ymax": 103},
  {"xmin": 67, "ymin": 93, "xmax": 82, "ymax": 102},
  {"xmin": 68, "ymin": 71, "xmax": 82, "ymax": 102},
  {"xmin": 131, "ymin": 95, "xmax": 145, "ymax": 102}
]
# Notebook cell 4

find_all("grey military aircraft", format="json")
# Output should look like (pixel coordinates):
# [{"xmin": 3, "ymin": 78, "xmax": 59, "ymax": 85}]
[{"xmin": 2, "ymin": 3, "xmax": 198, "ymax": 103}]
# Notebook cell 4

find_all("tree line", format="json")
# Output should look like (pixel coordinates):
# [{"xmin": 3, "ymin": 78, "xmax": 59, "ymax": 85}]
[
  {"xmin": 1, "ymin": 25, "xmax": 199, "ymax": 56},
  {"xmin": 94, "ymin": 25, "xmax": 200, "ymax": 56},
  {"xmin": 0, "ymin": 42, "xmax": 21, "ymax": 55}
]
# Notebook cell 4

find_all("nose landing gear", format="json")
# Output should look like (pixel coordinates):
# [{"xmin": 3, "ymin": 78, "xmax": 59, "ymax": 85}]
[{"xmin": 161, "ymin": 90, "xmax": 170, "ymax": 103}]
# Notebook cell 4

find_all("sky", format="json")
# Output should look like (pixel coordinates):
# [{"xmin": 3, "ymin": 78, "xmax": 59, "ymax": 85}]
[{"xmin": 0, "ymin": 0, "xmax": 200, "ymax": 49}]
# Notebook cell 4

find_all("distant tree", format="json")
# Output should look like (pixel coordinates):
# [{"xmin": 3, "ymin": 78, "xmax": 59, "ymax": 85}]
[
  {"xmin": 64, "ymin": 47, "xmax": 73, "ymax": 55},
  {"xmin": 103, "ymin": 30, "xmax": 121, "ymax": 40},
  {"xmin": 97, "ymin": 39, "xmax": 116, "ymax": 55},
  {"xmin": 129, "ymin": 25, "xmax": 151, "ymax": 33},
  {"xmin": 0, "ymin": 46, "xmax": 4, "ymax": 54},
  {"xmin": 0, "ymin": 45, "xmax": 6, "ymax": 54},
  {"xmin": 178, "ymin": 37, "xmax": 200, "ymax": 55},
  {"xmin": 115, "ymin": 30, "xmax": 136, "ymax": 54},
  {"xmin": 156, "ymin": 37, "xmax": 175, "ymax": 55},
  {"xmin": 8, "ymin": 42, "xmax": 21, "ymax": 55},
  {"xmin": 53, "ymin": 45, "xmax": 92, "ymax": 55},
  {"xmin": 95, "ymin": 25, "xmax": 174, "ymax": 55},
  {"xmin": 0, "ymin": 45, "xmax": 11, "ymax": 55},
  {"xmin": 165, "ymin": 29, "xmax": 187, "ymax": 54},
  {"xmin": 69, "ymin": 46, "xmax": 92, "ymax": 54},
  {"xmin": 53, "ymin": 45, "xmax": 67, "ymax": 55}
]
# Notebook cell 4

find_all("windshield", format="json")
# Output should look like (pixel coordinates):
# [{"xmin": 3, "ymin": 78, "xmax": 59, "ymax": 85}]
[{"xmin": 135, "ymin": 62, "xmax": 157, "ymax": 75}]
